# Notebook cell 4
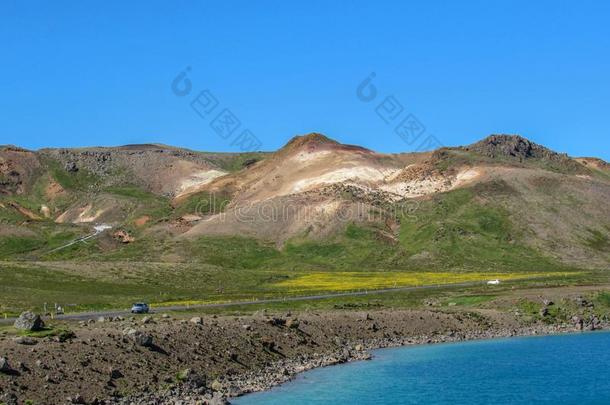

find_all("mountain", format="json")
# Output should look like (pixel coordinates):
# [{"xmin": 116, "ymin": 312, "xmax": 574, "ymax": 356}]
[
  {"xmin": 179, "ymin": 133, "xmax": 483, "ymax": 243},
  {"xmin": 1, "ymin": 134, "xmax": 609, "ymax": 271}
]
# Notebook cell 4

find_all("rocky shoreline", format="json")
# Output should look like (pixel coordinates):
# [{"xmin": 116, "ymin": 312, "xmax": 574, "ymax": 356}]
[
  {"xmin": 1, "ymin": 306, "xmax": 606, "ymax": 405},
  {"xmin": 120, "ymin": 320, "xmax": 606, "ymax": 405},
  {"xmin": 230, "ymin": 324, "xmax": 608, "ymax": 404}
]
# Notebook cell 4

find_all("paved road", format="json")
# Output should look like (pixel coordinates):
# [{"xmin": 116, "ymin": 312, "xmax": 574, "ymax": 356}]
[{"xmin": 0, "ymin": 281, "xmax": 485, "ymax": 325}]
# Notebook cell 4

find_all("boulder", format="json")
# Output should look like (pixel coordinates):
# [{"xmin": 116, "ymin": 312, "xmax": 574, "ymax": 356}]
[
  {"xmin": 572, "ymin": 315, "xmax": 584, "ymax": 330},
  {"xmin": 589, "ymin": 316, "xmax": 600, "ymax": 331},
  {"xmin": 122, "ymin": 328, "xmax": 153, "ymax": 347},
  {"xmin": 268, "ymin": 317, "xmax": 286, "ymax": 327},
  {"xmin": 286, "ymin": 318, "xmax": 300, "ymax": 329},
  {"xmin": 67, "ymin": 394, "xmax": 86, "ymax": 404},
  {"xmin": 13, "ymin": 311, "xmax": 44, "ymax": 331},
  {"xmin": 190, "ymin": 316, "xmax": 203, "ymax": 325},
  {"xmin": 178, "ymin": 368, "xmax": 206, "ymax": 388},
  {"xmin": 177, "ymin": 367, "xmax": 191, "ymax": 380},
  {"xmin": 65, "ymin": 162, "xmax": 78, "ymax": 172},
  {"xmin": 210, "ymin": 392, "xmax": 229, "ymax": 405},
  {"xmin": 109, "ymin": 368, "xmax": 124, "ymax": 379},
  {"xmin": 210, "ymin": 379, "xmax": 223, "ymax": 392},
  {"xmin": 575, "ymin": 296, "xmax": 593, "ymax": 308},
  {"xmin": 260, "ymin": 336, "xmax": 276, "ymax": 351},
  {"xmin": 0, "ymin": 357, "xmax": 10, "ymax": 373}
]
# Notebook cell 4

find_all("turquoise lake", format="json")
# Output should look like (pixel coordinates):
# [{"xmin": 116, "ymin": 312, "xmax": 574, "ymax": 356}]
[{"xmin": 233, "ymin": 331, "xmax": 610, "ymax": 404}]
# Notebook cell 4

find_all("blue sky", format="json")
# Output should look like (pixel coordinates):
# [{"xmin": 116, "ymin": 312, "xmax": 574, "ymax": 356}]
[{"xmin": 1, "ymin": 1, "xmax": 609, "ymax": 159}]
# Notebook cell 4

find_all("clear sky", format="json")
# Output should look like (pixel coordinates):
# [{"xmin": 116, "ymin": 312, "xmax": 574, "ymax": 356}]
[{"xmin": 1, "ymin": 1, "xmax": 609, "ymax": 159}]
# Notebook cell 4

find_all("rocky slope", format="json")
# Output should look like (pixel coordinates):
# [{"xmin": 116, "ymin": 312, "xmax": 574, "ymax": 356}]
[
  {"xmin": 0, "ymin": 285, "xmax": 607, "ymax": 405},
  {"xmin": 0, "ymin": 146, "xmax": 42, "ymax": 196},
  {"xmin": 177, "ymin": 134, "xmax": 609, "ymax": 266}
]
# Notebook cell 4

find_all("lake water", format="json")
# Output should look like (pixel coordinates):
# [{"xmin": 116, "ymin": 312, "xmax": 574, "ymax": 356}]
[{"xmin": 233, "ymin": 331, "xmax": 610, "ymax": 404}]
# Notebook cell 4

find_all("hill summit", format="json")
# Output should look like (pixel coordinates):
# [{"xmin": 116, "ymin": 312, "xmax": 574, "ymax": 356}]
[{"xmin": 282, "ymin": 133, "xmax": 338, "ymax": 149}]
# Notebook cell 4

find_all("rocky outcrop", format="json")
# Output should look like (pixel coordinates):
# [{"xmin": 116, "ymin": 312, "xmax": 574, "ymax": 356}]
[
  {"xmin": 464, "ymin": 134, "xmax": 586, "ymax": 174},
  {"xmin": 466, "ymin": 135, "xmax": 563, "ymax": 161},
  {"xmin": 37, "ymin": 145, "xmax": 234, "ymax": 197},
  {"xmin": 113, "ymin": 230, "xmax": 135, "ymax": 244},
  {"xmin": 0, "ymin": 146, "xmax": 41, "ymax": 195}
]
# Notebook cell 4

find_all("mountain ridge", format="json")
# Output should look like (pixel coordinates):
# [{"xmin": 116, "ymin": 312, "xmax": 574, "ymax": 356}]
[{"xmin": 1, "ymin": 133, "xmax": 609, "ymax": 270}]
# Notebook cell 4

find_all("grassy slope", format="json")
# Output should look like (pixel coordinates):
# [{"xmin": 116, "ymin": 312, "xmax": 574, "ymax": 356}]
[
  {"xmin": 207, "ymin": 152, "xmax": 269, "ymax": 172},
  {"xmin": 1, "ymin": 152, "xmax": 608, "ymax": 313},
  {"xmin": 398, "ymin": 187, "xmax": 561, "ymax": 272},
  {"xmin": 0, "ymin": 185, "xmax": 596, "ymax": 314}
]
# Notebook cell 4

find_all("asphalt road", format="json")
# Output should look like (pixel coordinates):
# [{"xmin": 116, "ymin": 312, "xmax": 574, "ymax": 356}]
[{"xmin": 0, "ymin": 281, "xmax": 486, "ymax": 325}]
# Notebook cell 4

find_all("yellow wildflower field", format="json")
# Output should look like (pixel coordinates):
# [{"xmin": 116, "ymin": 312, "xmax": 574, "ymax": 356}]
[
  {"xmin": 150, "ymin": 299, "xmax": 229, "ymax": 308},
  {"xmin": 274, "ymin": 271, "xmax": 578, "ymax": 293}
]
